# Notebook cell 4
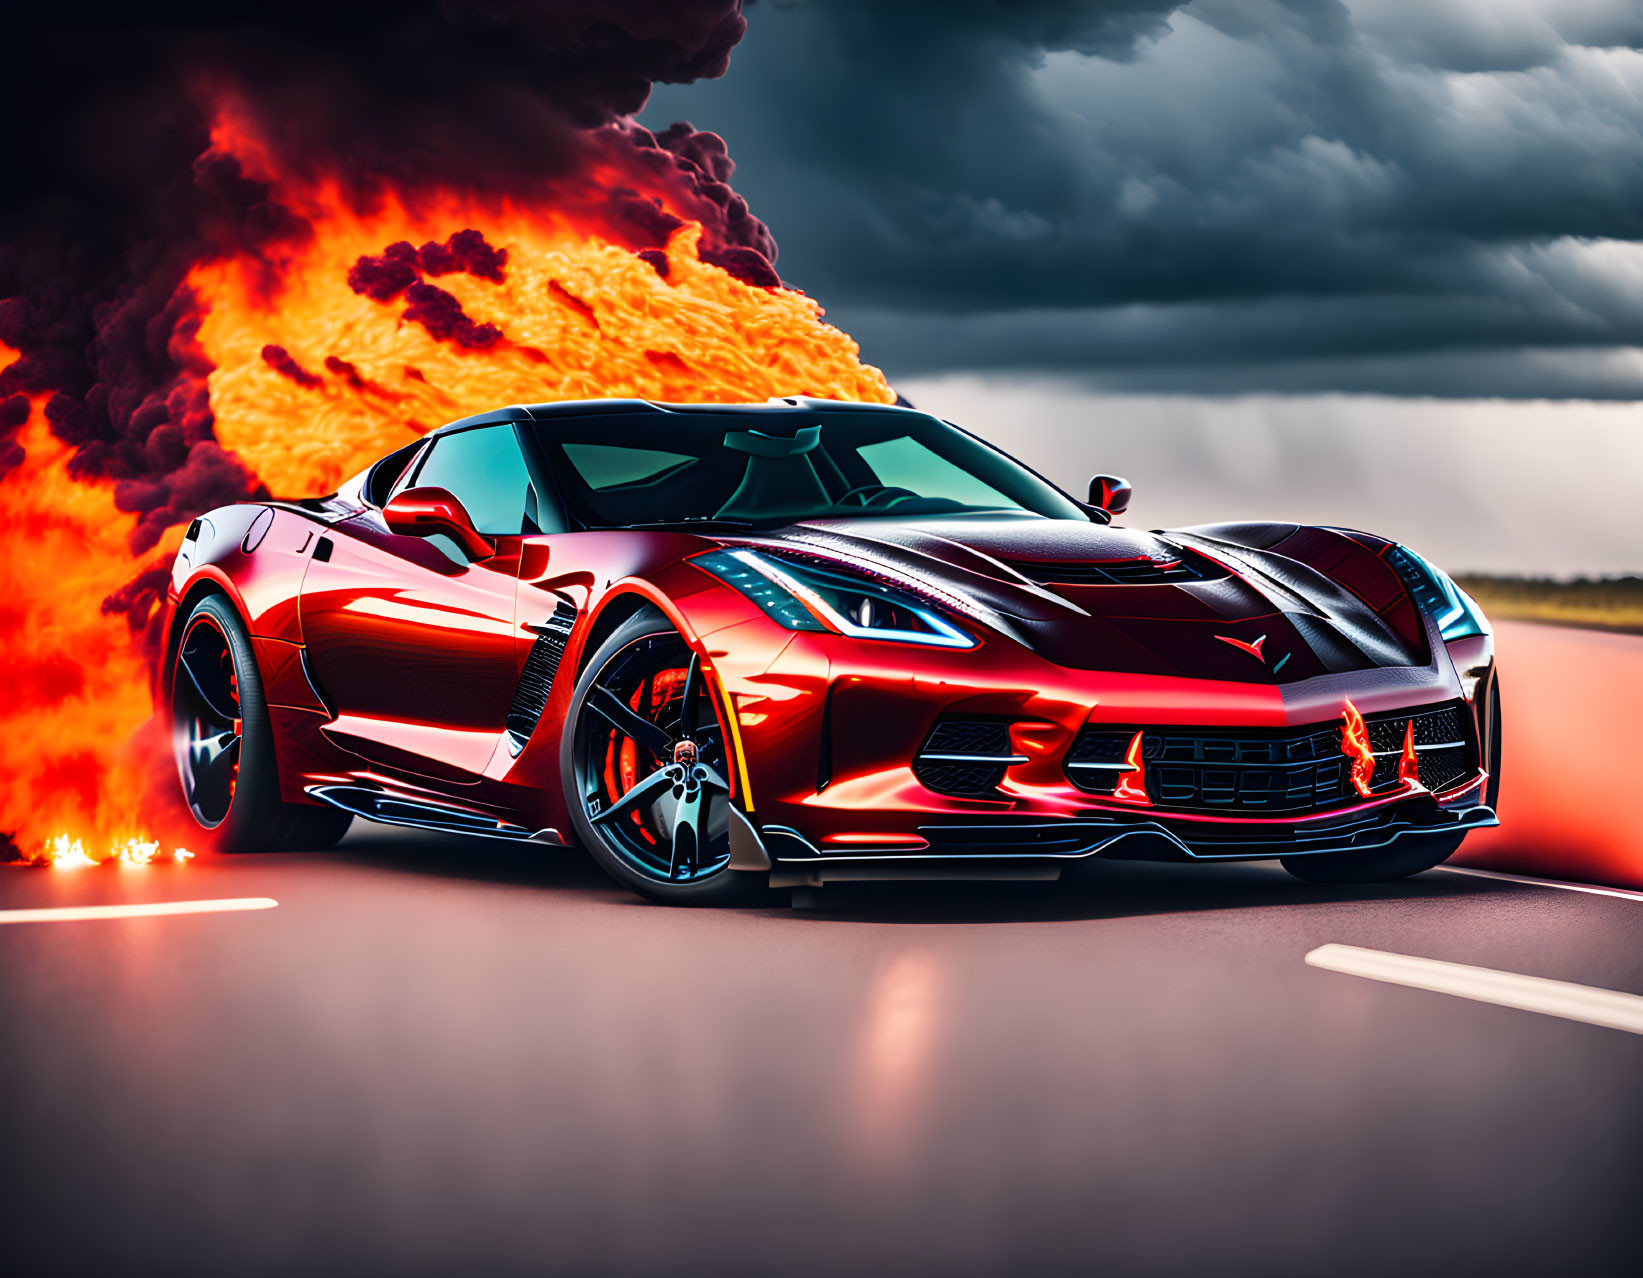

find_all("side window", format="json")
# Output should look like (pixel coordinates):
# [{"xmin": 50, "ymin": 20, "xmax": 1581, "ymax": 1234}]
[
  {"xmin": 369, "ymin": 439, "xmax": 427, "ymax": 506},
  {"xmin": 410, "ymin": 425, "xmax": 535, "ymax": 535}
]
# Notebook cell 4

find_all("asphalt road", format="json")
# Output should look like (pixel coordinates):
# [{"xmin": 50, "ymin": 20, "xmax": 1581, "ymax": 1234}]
[{"xmin": 3, "ymin": 825, "xmax": 1640, "ymax": 1277}]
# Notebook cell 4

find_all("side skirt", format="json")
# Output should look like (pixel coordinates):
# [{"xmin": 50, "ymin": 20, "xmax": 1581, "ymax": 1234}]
[{"xmin": 306, "ymin": 784, "xmax": 566, "ymax": 845}]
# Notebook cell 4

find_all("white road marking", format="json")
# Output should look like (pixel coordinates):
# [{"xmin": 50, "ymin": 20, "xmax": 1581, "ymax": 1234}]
[
  {"xmin": 1441, "ymin": 866, "xmax": 1643, "ymax": 904},
  {"xmin": 1305, "ymin": 944, "xmax": 1643, "ymax": 1036},
  {"xmin": 0, "ymin": 897, "xmax": 279, "ymax": 925}
]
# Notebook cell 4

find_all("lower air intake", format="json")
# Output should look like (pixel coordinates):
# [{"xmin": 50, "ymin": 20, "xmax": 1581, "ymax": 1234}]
[{"xmin": 913, "ymin": 718, "xmax": 1020, "ymax": 798}]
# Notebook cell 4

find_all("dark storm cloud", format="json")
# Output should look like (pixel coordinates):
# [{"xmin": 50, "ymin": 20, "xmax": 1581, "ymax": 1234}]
[
  {"xmin": 644, "ymin": 0, "xmax": 1643, "ymax": 394},
  {"xmin": 0, "ymin": 1, "xmax": 764, "ymax": 560}
]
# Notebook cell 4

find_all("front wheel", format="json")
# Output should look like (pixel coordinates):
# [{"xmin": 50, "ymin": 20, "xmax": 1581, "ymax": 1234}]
[
  {"xmin": 561, "ymin": 612, "xmax": 770, "ymax": 906},
  {"xmin": 1280, "ymin": 832, "xmax": 1466, "ymax": 884}
]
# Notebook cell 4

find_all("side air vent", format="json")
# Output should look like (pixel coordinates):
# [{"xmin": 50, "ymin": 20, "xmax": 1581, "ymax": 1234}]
[
  {"xmin": 1063, "ymin": 729, "xmax": 1133, "ymax": 796},
  {"xmin": 306, "ymin": 785, "xmax": 556, "ymax": 843},
  {"xmin": 1008, "ymin": 552, "xmax": 1216, "ymax": 586},
  {"xmin": 505, "ymin": 600, "xmax": 578, "ymax": 755},
  {"xmin": 912, "ymin": 718, "xmax": 1025, "ymax": 798}
]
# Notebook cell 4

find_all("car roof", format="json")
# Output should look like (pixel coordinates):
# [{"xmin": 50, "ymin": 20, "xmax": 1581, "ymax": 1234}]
[{"xmin": 426, "ymin": 396, "xmax": 916, "ymax": 437}]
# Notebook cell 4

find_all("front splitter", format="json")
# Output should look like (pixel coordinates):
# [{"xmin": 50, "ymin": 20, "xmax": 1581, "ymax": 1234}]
[{"xmin": 760, "ymin": 800, "xmax": 1498, "ymax": 885}]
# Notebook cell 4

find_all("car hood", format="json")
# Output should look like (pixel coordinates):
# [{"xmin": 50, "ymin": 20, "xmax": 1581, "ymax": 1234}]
[{"xmin": 730, "ymin": 513, "xmax": 1421, "ymax": 682}]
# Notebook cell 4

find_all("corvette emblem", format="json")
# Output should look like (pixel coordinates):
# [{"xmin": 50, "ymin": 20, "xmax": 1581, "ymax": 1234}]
[{"xmin": 1215, "ymin": 633, "xmax": 1267, "ymax": 662}]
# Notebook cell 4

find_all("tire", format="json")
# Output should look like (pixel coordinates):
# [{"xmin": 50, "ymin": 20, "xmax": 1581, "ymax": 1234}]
[
  {"xmin": 560, "ymin": 612, "xmax": 772, "ymax": 906},
  {"xmin": 171, "ymin": 593, "xmax": 353, "ymax": 853},
  {"xmin": 1280, "ymin": 832, "xmax": 1466, "ymax": 884}
]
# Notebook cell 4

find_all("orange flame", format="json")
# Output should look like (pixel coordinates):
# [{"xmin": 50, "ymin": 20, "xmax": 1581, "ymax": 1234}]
[
  {"xmin": 2, "ymin": 111, "xmax": 895, "ymax": 864},
  {"xmin": 1341, "ymin": 698, "xmax": 1376, "ymax": 797},
  {"xmin": 0, "ymin": 348, "xmax": 192, "ymax": 866},
  {"xmin": 190, "ymin": 116, "xmax": 892, "ymax": 498},
  {"xmin": 1111, "ymin": 730, "xmax": 1150, "ymax": 805},
  {"xmin": 18, "ymin": 834, "xmax": 194, "ymax": 869},
  {"xmin": 1397, "ymin": 718, "xmax": 1423, "ymax": 790}
]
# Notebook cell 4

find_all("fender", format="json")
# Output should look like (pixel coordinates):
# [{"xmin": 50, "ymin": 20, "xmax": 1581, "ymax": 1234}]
[
  {"xmin": 537, "ymin": 567, "xmax": 777, "ymax": 818},
  {"xmin": 159, "ymin": 503, "xmax": 332, "ymax": 710}
]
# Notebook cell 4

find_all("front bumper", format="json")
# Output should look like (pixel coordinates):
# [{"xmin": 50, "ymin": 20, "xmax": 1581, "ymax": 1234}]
[
  {"xmin": 757, "ymin": 792, "xmax": 1497, "ymax": 885},
  {"xmin": 709, "ymin": 608, "xmax": 1497, "ymax": 882}
]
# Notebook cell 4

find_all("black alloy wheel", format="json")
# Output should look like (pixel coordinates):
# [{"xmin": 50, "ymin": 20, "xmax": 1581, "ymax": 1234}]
[
  {"xmin": 174, "ymin": 609, "xmax": 243, "ymax": 828},
  {"xmin": 170, "ymin": 593, "xmax": 352, "ymax": 852},
  {"xmin": 562, "ymin": 613, "xmax": 768, "ymax": 905}
]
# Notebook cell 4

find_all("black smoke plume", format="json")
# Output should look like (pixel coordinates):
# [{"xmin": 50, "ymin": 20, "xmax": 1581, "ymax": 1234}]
[{"xmin": 0, "ymin": 2, "xmax": 770, "ymax": 584}]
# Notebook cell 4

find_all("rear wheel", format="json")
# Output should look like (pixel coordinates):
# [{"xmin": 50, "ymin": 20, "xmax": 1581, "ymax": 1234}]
[
  {"xmin": 1280, "ymin": 832, "xmax": 1465, "ymax": 884},
  {"xmin": 561, "ymin": 613, "xmax": 769, "ymax": 906},
  {"xmin": 171, "ymin": 593, "xmax": 352, "ymax": 852}
]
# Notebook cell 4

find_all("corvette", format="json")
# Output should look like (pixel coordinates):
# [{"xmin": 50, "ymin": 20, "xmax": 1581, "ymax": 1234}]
[{"xmin": 161, "ymin": 397, "xmax": 1500, "ymax": 903}]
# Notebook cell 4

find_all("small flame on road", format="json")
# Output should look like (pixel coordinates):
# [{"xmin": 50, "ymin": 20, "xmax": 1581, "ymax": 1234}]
[
  {"xmin": 1, "ymin": 107, "xmax": 893, "ymax": 859},
  {"xmin": 20, "ymin": 833, "xmax": 195, "ymax": 869}
]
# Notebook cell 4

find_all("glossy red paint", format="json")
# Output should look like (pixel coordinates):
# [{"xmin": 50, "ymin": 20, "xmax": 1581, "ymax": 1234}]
[
  {"xmin": 821, "ymin": 833, "xmax": 931, "ymax": 848},
  {"xmin": 156, "ymin": 408, "xmax": 1498, "ymax": 872},
  {"xmin": 383, "ymin": 486, "xmax": 496, "ymax": 561},
  {"xmin": 300, "ymin": 516, "xmax": 518, "ymax": 771},
  {"xmin": 160, "ymin": 505, "xmax": 1492, "ymax": 852}
]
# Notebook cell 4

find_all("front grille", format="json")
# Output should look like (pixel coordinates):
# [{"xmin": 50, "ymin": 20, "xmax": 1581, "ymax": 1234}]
[
  {"xmin": 913, "ymin": 718, "xmax": 1019, "ymax": 797},
  {"xmin": 1065, "ymin": 702, "xmax": 1474, "ymax": 814},
  {"xmin": 1009, "ymin": 553, "xmax": 1214, "ymax": 586},
  {"xmin": 1365, "ymin": 702, "xmax": 1471, "ymax": 794}
]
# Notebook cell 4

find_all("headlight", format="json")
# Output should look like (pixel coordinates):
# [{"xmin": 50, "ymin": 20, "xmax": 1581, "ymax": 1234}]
[
  {"xmin": 1387, "ymin": 544, "xmax": 1488, "ymax": 641},
  {"xmin": 692, "ymin": 548, "xmax": 977, "ymax": 648}
]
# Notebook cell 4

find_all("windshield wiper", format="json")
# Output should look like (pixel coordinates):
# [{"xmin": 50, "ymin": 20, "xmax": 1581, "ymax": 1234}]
[{"xmin": 619, "ymin": 516, "xmax": 760, "ymax": 531}]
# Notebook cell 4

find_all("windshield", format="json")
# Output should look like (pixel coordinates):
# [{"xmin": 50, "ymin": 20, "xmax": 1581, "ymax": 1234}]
[{"xmin": 530, "ymin": 406, "xmax": 1088, "ymax": 529}]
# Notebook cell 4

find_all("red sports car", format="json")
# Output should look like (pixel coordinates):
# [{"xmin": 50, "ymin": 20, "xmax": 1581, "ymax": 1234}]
[{"xmin": 162, "ymin": 398, "xmax": 1500, "ymax": 903}]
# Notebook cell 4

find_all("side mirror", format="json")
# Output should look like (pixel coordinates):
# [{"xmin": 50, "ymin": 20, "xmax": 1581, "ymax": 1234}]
[
  {"xmin": 1088, "ymin": 474, "xmax": 1132, "ymax": 517},
  {"xmin": 384, "ymin": 486, "xmax": 495, "ymax": 560}
]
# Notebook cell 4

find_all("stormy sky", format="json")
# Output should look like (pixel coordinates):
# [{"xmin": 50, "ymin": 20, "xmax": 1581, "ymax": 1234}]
[
  {"xmin": 645, "ymin": 0, "xmax": 1643, "ymax": 397},
  {"xmin": 644, "ymin": 0, "xmax": 1643, "ymax": 573}
]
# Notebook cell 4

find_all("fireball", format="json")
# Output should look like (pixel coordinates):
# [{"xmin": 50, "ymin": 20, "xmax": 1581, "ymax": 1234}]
[{"xmin": 0, "ymin": 106, "xmax": 893, "ymax": 865}]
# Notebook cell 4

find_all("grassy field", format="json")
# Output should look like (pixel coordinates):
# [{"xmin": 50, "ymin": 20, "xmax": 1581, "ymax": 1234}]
[{"xmin": 1456, "ymin": 575, "xmax": 1643, "ymax": 634}]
